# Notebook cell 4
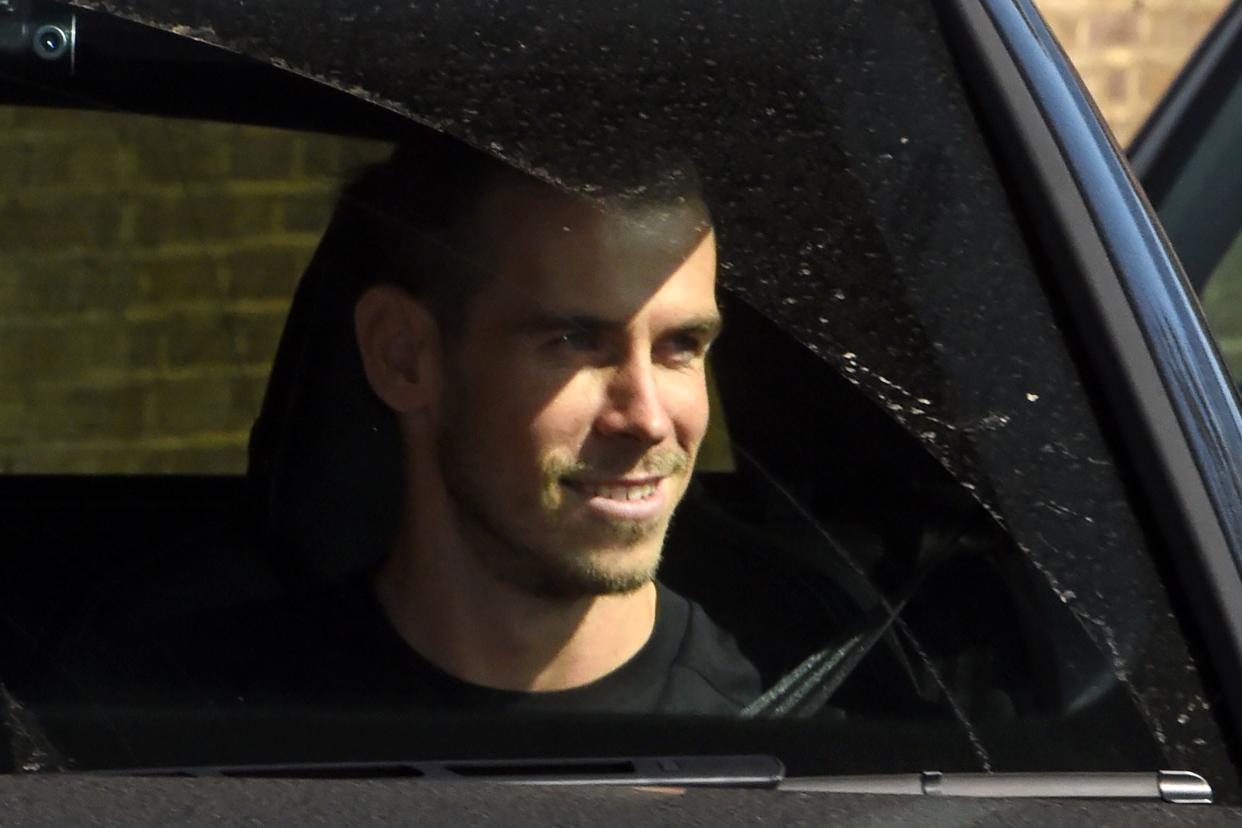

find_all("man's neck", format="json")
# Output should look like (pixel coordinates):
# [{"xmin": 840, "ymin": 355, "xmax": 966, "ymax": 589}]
[{"xmin": 374, "ymin": 530, "xmax": 658, "ymax": 692}]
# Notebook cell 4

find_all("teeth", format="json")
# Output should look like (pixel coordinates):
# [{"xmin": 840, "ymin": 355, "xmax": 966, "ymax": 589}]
[{"xmin": 579, "ymin": 482, "xmax": 657, "ymax": 500}]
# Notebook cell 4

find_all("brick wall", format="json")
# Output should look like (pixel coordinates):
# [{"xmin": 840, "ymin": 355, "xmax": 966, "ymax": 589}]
[
  {"xmin": 0, "ymin": 105, "xmax": 390, "ymax": 473},
  {"xmin": 1036, "ymin": 0, "xmax": 1230, "ymax": 143}
]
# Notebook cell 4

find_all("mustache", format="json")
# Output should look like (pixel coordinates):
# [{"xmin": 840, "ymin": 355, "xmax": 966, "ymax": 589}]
[{"xmin": 547, "ymin": 447, "xmax": 691, "ymax": 480}]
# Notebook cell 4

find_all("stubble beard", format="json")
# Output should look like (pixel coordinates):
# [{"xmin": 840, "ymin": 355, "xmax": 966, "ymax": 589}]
[{"xmin": 437, "ymin": 429, "xmax": 690, "ymax": 600}]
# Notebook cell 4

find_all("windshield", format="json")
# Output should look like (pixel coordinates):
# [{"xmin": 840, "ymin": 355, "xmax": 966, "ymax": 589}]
[{"xmin": 0, "ymin": 0, "xmax": 1234, "ymax": 796}]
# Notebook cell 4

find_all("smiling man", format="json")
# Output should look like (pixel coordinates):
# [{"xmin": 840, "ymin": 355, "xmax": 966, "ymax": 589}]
[{"xmin": 229, "ymin": 136, "xmax": 761, "ymax": 715}]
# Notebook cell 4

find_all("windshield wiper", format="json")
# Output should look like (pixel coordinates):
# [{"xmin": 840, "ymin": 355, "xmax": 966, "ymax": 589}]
[
  {"xmin": 101, "ymin": 755, "xmax": 1213, "ymax": 803},
  {"xmin": 782, "ymin": 770, "xmax": 1213, "ymax": 804}
]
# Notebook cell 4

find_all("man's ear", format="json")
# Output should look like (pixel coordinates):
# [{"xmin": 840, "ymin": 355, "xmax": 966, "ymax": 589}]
[{"xmin": 354, "ymin": 284, "xmax": 441, "ymax": 413}]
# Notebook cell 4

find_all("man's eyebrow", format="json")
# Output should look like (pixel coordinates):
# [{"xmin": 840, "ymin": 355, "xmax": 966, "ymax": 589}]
[
  {"xmin": 518, "ymin": 312, "xmax": 724, "ymax": 338},
  {"xmin": 517, "ymin": 313, "xmax": 624, "ymax": 334},
  {"xmin": 676, "ymin": 314, "xmax": 725, "ymax": 340}
]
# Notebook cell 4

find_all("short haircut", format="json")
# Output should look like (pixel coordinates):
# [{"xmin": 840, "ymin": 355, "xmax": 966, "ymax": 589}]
[
  {"xmin": 311, "ymin": 130, "xmax": 712, "ymax": 333},
  {"xmin": 309, "ymin": 132, "xmax": 513, "ymax": 334}
]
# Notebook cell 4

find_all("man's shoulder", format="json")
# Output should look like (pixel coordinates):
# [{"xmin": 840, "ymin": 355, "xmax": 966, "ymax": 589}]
[{"xmin": 655, "ymin": 583, "xmax": 763, "ymax": 714}]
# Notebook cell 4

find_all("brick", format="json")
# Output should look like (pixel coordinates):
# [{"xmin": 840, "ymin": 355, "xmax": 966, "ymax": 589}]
[
  {"xmin": 12, "ymin": 260, "xmax": 139, "ymax": 314},
  {"xmin": 226, "ymin": 248, "xmax": 306, "ymax": 300},
  {"xmin": 1036, "ymin": 0, "xmax": 1231, "ymax": 141},
  {"xmin": 0, "ymin": 328, "xmax": 62, "ymax": 378},
  {"xmin": 150, "ymin": 376, "xmax": 253, "ymax": 435},
  {"xmin": 157, "ymin": 311, "xmax": 284, "ymax": 369},
  {"xmin": 134, "ymin": 128, "xmax": 233, "ymax": 184},
  {"xmin": 11, "ymin": 141, "xmax": 134, "ymax": 190},
  {"xmin": 1102, "ymin": 67, "xmax": 1133, "ymax": 106},
  {"xmin": 1111, "ymin": 118, "xmax": 1140, "ymax": 145},
  {"xmin": 1147, "ymin": 7, "xmax": 1226, "ymax": 49},
  {"xmin": 163, "ymin": 314, "xmax": 244, "ymax": 368},
  {"xmin": 138, "ymin": 254, "xmax": 227, "ymax": 304},
  {"xmin": 127, "ymin": 319, "xmax": 166, "ymax": 369},
  {"xmin": 0, "ymin": 328, "xmax": 66, "ymax": 379},
  {"xmin": 0, "ymin": 142, "xmax": 33, "ymax": 191},
  {"xmin": 131, "ymin": 193, "xmax": 281, "ymax": 246},
  {"xmin": 230, "ymin": 131, "xmax": 299, "ymax": 180},
  {"xmin": 1139, "ymin": 60, "xmax": 1180, "ymax": 103},
  {"xmin": 139, "ymin": 446, "xmax": 247, "ymax": 474},
  {"xmin": 280, "ymin": 191, "xmax": 335, "ymax": 234},
  {"xmin": 27, "ymin": 384, "xmax": 148, "ymax": 441},
  {"xmin": 233, "ymin": 312, "xmax": 287, "ymax": 365},
  {"xmin": 1083, "ymin": 10, "xmax": 1141, "ymax": 49},
  {"xmin": 16, "ymin": 446, "xmax": 144, "ymax": 475},
  {"xmin": 0, "ymin": 401, "xmax": 25, "ymax": 442},
  {"xmin": 1, "ymin": 319, "xmax": 165, "ymax": 381},
  {"xmin": 0, "ymin": 192, "xmax": 126, "ymax": 251},
  {"xmin": 0, "ymin": 262, "xmax": 18, "ymax": 310},
  {"xmin": 232, "ymin": 373, "xmax": 270, "ymax": 414}
]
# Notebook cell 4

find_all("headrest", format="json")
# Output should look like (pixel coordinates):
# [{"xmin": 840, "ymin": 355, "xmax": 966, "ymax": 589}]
[{"xmin": 246, "ymin": 236, "xmax": 403, "ymax": 585}]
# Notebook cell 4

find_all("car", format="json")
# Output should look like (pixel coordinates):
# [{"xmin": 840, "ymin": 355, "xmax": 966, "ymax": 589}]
[{"xmin": 3, "ymin": 0, "xmax": 1242, "ymax": 823}]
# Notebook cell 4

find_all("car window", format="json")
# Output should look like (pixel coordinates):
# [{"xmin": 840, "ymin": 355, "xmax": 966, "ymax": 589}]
[
  {"xmin": 1204, "ymin": 232, "xmax": 1242, "ymax": 378},
  {"xmin": 1, "ymin": 0, "xmax": 1235, "ymax": 795},
  {"xmin": 0, "ymin": 107, "xmax": 390, "ymax": 473},
  {"xmin": 1161, "ymin": 70, "xmax": 1242, "ymax": 380}
]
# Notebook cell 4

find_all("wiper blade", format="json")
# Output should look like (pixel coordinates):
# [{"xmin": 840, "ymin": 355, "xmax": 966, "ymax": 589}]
[
  {"xmin": 781, "ymin": 770, "xmax": 1213, "ymax": 804},
  {"xmin": 101, "ymin": 754, "xmax": 785, "ymax": 788}
]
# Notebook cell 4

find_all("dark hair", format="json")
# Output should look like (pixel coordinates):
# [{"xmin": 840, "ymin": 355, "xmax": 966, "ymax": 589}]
[
  {"xmin": 317, "ymin": 132, "xmax": 711, "ymax": 332},
  {"xmin": 309, "ymin": 133, "xmax": 517, "ymax": 334}
]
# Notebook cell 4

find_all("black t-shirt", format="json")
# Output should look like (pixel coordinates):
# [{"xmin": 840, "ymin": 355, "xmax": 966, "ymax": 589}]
[{"xmin": 169, "ymin": 576, "xmax": 762, "ymax": 716}]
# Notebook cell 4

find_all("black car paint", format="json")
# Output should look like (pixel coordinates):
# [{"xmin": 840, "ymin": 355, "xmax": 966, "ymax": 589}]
[{"xmin": 5, "ymin": 776, "xmax": 1242, "ymax": 826}]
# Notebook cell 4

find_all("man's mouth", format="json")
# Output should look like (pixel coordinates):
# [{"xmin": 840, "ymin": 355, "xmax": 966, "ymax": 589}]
[
  {"xmin": 570, "ymin": 480, "xmax": 659, "ymax": 501},
  {"xmin": 561, "ymin": 477, "xmax": 668, "ymax": 520}
]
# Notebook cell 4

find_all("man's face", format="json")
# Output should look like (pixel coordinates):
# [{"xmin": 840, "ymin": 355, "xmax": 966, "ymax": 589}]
[{"xmin": 434, "ymin": 174, "xmax": 719, "ymax": 598}]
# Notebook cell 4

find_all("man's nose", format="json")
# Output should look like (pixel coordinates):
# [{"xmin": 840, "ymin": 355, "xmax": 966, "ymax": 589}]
[{"xmin": 596, "ymin": 352, "xmax": 674, "ymax": 445}]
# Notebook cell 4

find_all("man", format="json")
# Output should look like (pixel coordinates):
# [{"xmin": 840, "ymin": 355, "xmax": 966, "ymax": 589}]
[{"xmin": 228, "ymin": 134, "xmax": 761, "ymax": 714}]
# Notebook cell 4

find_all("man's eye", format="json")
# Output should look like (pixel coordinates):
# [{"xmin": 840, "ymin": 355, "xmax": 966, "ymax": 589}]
[{"xmin": 659, "ymin": 334, "xmax": 708, "ymax": 364}]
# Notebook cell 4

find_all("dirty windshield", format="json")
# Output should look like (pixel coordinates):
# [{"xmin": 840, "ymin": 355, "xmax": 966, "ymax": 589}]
[{"xmin": 0, "ymin": 0, "xmax": 1231, "ymax": 790}]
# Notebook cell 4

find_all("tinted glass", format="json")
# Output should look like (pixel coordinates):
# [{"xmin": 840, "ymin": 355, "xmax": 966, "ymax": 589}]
[
  {"xmin": 1159, "ymin": 65, "xmax": 1242, "ymax": 380},
  {"xmin": 0, "ymin": 0, "xmax": 1234, "ymax": 795},
  {"xmin": 0, "ymin": 106, "xmax": 390, "ymax": 473}
]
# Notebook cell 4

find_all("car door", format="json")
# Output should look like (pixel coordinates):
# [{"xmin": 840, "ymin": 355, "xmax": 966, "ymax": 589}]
[{"xmin": 3, "ymin": 0, "xmax": 1242, "ymax": 819}]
